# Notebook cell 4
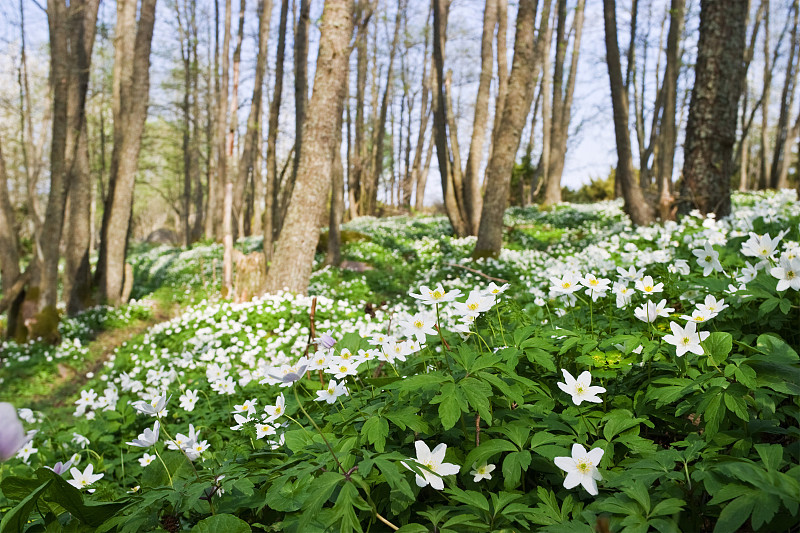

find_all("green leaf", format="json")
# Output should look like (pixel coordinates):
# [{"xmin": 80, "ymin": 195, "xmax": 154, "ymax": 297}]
[
  {"xmin": 722, "ymin": 393, "xmax": 749, "ymax": 421},
  {"xmin": 779, "ymin": 298, "xmax": 791, "ymax": 314},
  {"xmin": 712, "ymin": 495, "xmax": 755, "ymax": 533},
  {"xmin": 501, "ymin": 450, "xmax": 532, "ymax": 490},
  {"xmin": 191, "ymin": 514, "xmax": 252, "ymax": 533},
  {"xmin": 264, "ymin": 476, "xmax": 308, "ymax": 512},
  {"xmin": 650, "ymin": 498, "xmax": 685, "ymax": 517},
  {"xmin": 0, "ymin": 479, "xmax": 52, "ymax": 533},
  {"xmin": 434, "ymin": 383, "xmax": 466, "ymax": 430},
  {"xmin": 361, "ymin": 416, "xmax": 389, "ymax": 453},
  {"xmin": 754, "ymin": 443, "xmax": 783, "ymax": 472},
  {"xmin": 395, "ymin": 525, "xmax": 429, "ymax": 533},
  {"xmin": 462, "ymin": 439, "xmax": 519, "ymax": 473},
  {"xmin": 444, "ymin": 488, "xmax": 490, "ymax": 513},
  {"xmin": 704, "ymin": 332, "xmax": 733, "ymax": 365},
  {"xmin": 602, "ymin": 409, "xmax": 644, "ymax": 441},
  {"xmin": 703, "ymin": 394, "xmax": 725, "ymax": 438},
  {"xmin": 374, "ymin": 457, "xmax": 415, "ymax": 501},
  {"xmin": 460, "ymin": 377, "xmax": 492, "ymax": 425},
  {"xmin": 333, "ymin": 482, "xmax": 368, "ymax": 533},
  {"xmin": 476, "ymin": 371, "xmax": 524, "ymax": 406},
  {"xmin": 622, "ymin": 481, "xmax": 651, "ymax": 513}
]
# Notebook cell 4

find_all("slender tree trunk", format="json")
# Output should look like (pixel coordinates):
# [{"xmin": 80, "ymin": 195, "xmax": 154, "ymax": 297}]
[
  {"xmin": 415, "ymin": 129, "xmax": 435, "ymax": 210},
  {"xmin": 349, "ymin": 1, "xmax": 374, "ymax": 219},
  {"xmin": 602, "ymin": 0, "xmax": 654, "ymax": 225},
  {"xmin": 489, "ymin": 0, "xmax": 509, "ymax": 158},
  {"xmin": 463, "ymin": 0, "xmax": 497, "ymax": 233},
  {"xmin": 227, "ymin": 0, "xmax": 246, "ymax": 239},
  {"xmin": 759, "ymin": 1, "xmax": 771, "ymax": 190},
  {"xmin": 770, "ymin": 0, "xmax": 799, "ymax": 189},
  {"xmin": 97, "ymin": 0, "xmax": 158, "ymax": 305},
  {"xmin": 264, "ymin": 0, "xmax": 353, "ymax": 294},
  {"xmin": 679, "ymin": 0, "xmax": 748, "ymax": 217},
  {"xmin": 264, "ymin": 0, "xmax": 289, "ymax": 262},
  {"xmin": 473, "ymin": 0, "xmax": 540, "ymax": 256},
  {"xmin": 367, "ymin": 0, "xmax": 404, "ymax": 215},
  {"xmin": 655, "ymin": 0, "xmax": 685, "ymax": 220},
  {"xmin": 212, "ymin": 0, "xmax": 232, "ymax": 238},
  {"xmin": 278, "ymin": 0, "xmax": 311, "ymax": 231},
  {"xmin": 432, "ymin": 0, "xmax": 469, "ymax": 236},
  {"xmin": 237, "ymin": 0, "xmax": 273, "ymax": 236},
  {"xmin": 409, "ymin": 10, "xmax": 432, "ymax": 210},
  {"xmin": 0, "ymin": 137, "xmax": 21, "ymax": 300},
  {"xmin": 327, "ymin": 78, "xmax": 348, "ymax": 266}
]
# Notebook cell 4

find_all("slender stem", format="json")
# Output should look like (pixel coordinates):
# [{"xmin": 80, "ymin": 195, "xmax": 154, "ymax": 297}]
[
  {"xmin": 495, "ymin": 305, "xmax": 507, "ymax": 346},
  {"xmin": 292, "ymin": 385, "xmax": 347, "ymax": 478},
  {"xmin": 153, "ymin": 447, "xmax": 173, "ymax": 487}
]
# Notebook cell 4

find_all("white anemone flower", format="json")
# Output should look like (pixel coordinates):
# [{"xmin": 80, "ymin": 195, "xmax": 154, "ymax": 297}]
[
  {"xmin": 662, "ymin": 321, "xmax": 710, "ymax": 357},
  {"xmin": 556, "ymin": 369, "xmax": 606, "ymax": 405},
  {"xmin": 402, "ymin": 441, "xmax": 460, "ymax": 490},
  {"xmin": 554, "ymin": 444, "xmax": 604, "ymax": 496}
]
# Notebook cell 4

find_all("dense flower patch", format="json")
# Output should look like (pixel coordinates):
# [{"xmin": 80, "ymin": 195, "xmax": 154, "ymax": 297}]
[{"xmin": 1, "ymin": 190, "xmax": 799, "ymax": 532}]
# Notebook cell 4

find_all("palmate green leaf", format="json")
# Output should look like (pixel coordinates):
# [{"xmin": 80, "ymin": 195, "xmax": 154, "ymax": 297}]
[
  {"xmin": 374, "ymin": 457, "xmax": 415, "ymax": 501},
  {"xmin": 460, "ymin": 377, "xmax": 493, "ymax": 425},
  {"xmin": 190, "ymin": 514, "xmax": 251, "ymax": 533},
  {"xmin": 703, "ymin": 332, "xmax": 732, "ymax": 365},
  {"xmin": 722, "ymin": 393, "xmax": 748, "ymax": 421},
  {"xmin": 476, "ymin": 371, "xmax": 524, "ymax": 406},
  {"xmin": 754, "ymin": 443, "xmax": 783, "ymax": 472},
  {"xmin": 35, "ymin": 469, "xmax": 128, "ymax": 528},
  {"xmin": 445, "ymin": 487, "xmax": 491, "ymax": 514},
  {"xmin": 432, "ymin": 382, "xmax": 467, "ymax": 430},
  {"xmin": 385, "ymin": 406, "xmax": 429, "ymax": 433},
  {"xmin": 332, "ymin": 482, "xmax": 370, "ymax": 533},
  {"xmin": 361, "ymin": 416, "xmax": 389, "ymax": 452},
  {"xmin": 502, "ymin": 450, "xmax": 532, "ymax": 490},
  {"xmin": 649, "ymin": 498, "xmax": 685, "ymax": 517},
  {"xmin": 622, "ymin": 481, "xmax": 650, "ymax": 513},
  {"xmin": 703, "ymin": 394, "xmax": 725, "ymax": 438}
]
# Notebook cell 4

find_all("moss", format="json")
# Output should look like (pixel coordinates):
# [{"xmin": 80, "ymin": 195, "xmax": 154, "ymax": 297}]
[
  {"xmin": 30, "ymin": 305, "xmax": 62, "ymax": 344},
  {"xmin": 316, "ymin": 230, "xmax": 370, "ymax": 254}
]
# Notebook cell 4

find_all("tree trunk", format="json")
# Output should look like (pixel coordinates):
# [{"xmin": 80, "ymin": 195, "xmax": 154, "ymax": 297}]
[
  {"xmin": 462, "ymin": 0, "xmax": 497, "ymax": 233},
  {"xmin": 223, "ymin": 182, "xmax": 233, "ymax": 296},
  {"xmin": 213, "ymin": 0, "xmax": 232, "ymax": 238},
  {"xmin": 264, "ymin": 0, "xmax": 289, "ymax": 262},
  {"xmin": 97, "ymin": 0, "xmax": 158, "ymax": 305},
  {"xmin": 769, "ymin": 0, "xmax": 799, "ymax": 189},
  {"xmin": 264, "ymin": 0, "xmax": 353, "ymax": 294},
  {"xmin": 759, "ymin": 1, "xmax": 771, "ymax": 190},
  {"xmin": 278, "ymin": 0, "xmax": 311, "ymax": 232},
  {"xmin": 367, "ymin": 0, "xmax": 404, "ymax": 215},
  {"xmin": 64, "ymin": 121, "xmax": 93, "ymax": 315},
  {"xmin": 489, "ymin": 0, "xmax": 509, "ymax": 158},
  {"xmin": 349, "ymin": 1, "xmax": 375, "ymax": 219},
  {"xmin": 602, "ymin": 0, "xmax": 654, "ymax": 225},
  {"xmin": 0, "ymin": 137, "xmax": 21, "ymax": 304},
  {"xmin": 327, "ymin": 79, "xmax": 347, "ymax": 267},
  {"xmin": 432, "ymin": 0, "xmax": 469, "ymax": 236},
  {"xmin": 408, "ymin": 11, "xmax": 432, "ymax": 210},
  {"xmin": 237, "ymin": 0, "xmax": 273, "ymax": 236},
  {"xmin": 655, "ymin": 0, "xmax": 684, "ymax": 220},
  {"xmin": 543, "ymin": 0, "xmax": 583, "ymax": 206},
  {"xmin": 679, "ymin": 0, "xmax": 748, "ymax": 217},
  {"xmin": 227, "ymin": 0, "xmax": 246, "ymax": 239},
  {"xmin": 473, "ymin": 0, "xmax": 540, "ymax": 257}
]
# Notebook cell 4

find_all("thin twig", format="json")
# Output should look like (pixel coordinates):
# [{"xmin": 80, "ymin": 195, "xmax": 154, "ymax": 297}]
[
  {"xmin": 444, "ymin": 262, "xmax": 508, "ymax": 283},
  {"xmin": 475, "ymin": 413, "xmax": 481, "ymax": 447},
  {"xmin": 376, "ymin": 512, "xmax": 400, "ymax": 531}
]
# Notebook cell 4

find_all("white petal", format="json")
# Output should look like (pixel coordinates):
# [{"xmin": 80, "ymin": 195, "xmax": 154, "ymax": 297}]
[
  {"xmin": 414, "ymin": 441, "xmax": 431, "ymax": 462},
  {"xmin": 580, "ymin": 475, "xmax": 599, "ymax": 495},
  {"xmin": 586, "ymin": 447, "xmax": 604, "ymax": 464},
  {"xmin": 430, "ymin": 443, "xmax": 447, "ymax": 465},
  {"xmin": 570, "ymin": 443, "xmax": 587, "ymax": 458},
  {"xmin": 553, "ymin": 456, "xmax": 574, "ymax": 473},
  {"xmin": 563, "ymin": 471, "xmax": 582, "ymax": 489}
]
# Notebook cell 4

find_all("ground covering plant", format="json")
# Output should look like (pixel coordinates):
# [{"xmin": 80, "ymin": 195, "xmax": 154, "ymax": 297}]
[{"xmin": 1, "ymin": 190, "xmax": 799, "ymax": 532}]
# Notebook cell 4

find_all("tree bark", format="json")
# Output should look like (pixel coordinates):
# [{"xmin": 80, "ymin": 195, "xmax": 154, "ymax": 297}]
[
  {"xmin": 679, "ymin": 0, "xmax": 748, "ymax": 217},
  {"xmin": 237, "ymin": 0, "xmax": 273, "ymax": 236},
  {"xmin": 227, "ymin": 0, "xmax": 246, "ymax": 238},
  {"xmin": 655, "ymin": 0, "xmax": 685, "ymax": 220},
  {"xmin": 264, "ymin": 0, "xmax": 289, "ymax": 262},
  {"xmin": 769, "ymin": 0, "xmax": 799, "ymax": 189},
  {"xmin": 97, "ymin": 0, "xmax": 158, "ymax": 305},
  {"xmin": 543, "ymin": 0, "xmax": 583, "ymax": 206},
  {"xmin": 473, "ymin": 0, "xmax": 540, "ymax": 257},
  {"xmin": 327, "ymin": 79, "xmax": 347, "ymax": 267},
  {"xmin": 0, "ymin": 137, "xmax": 21, "ymax": 302},
  {"xmin": 462, "ymin": 0, "xmax": 497, "ymax": 233},
  {"xmin": 264, "ymin": 0, "xmax": 353, "ymax": 294},
  {"xmin": 348, "ymin": 1, "xmax": 375, "ymax": 218},
  {"xmin": 489, "ymin": 0, "xmax": 509, "ymax": 158},
  {"xmin": 366, "ymin": 0, "xmax": 404, "ymax": 214},
  {"xmin": 432, "ymin": 0, "xmax": 469, "ymax": 236},
  {"xmin": 602, "ymin": 0, "xmax": 655, "ymax": 225}
]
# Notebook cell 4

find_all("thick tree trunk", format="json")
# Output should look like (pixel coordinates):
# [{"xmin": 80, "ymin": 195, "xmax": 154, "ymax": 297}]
[
  {"xmin": 758, "ymin": 1, "xmax": 771, "ymax": 190},
  {"xmin": 237, "ymin": 0, "xmax": 273, "ymax": 236},
  {"xmin": 679, "ymin": 0, "xmax": 748, "ymax": 217},
  {"xmin": 655, "ymin": 0, "xmax": 684, "ymax": 221},
  {"xmin": 264, "ymin": 0, "xmax": 353, "ymax": 294},
  {"xmin": 264, "ymin": 0, "xmax": 289, "ymax": 262},
  {"xmin": 473, "ymin": 0, "xmax": 540, "ymax": 257},
  {"xmin": 602, "ymin": 0, "xmax": 654, "ymax": 225},
  {"xmin": 327, "ymin": 80, "xmax": 347, "ymax": 267},
  {"xmin": 97, "ymin": 0, "xmax": 158, "ymax": 305},
  {"xmin": 462, "ymin": 0, "xmax": 497, "ymax": 233},
  {"xmin": 64, "ymin": 122, "xmax": 93, "ymax": 315}
]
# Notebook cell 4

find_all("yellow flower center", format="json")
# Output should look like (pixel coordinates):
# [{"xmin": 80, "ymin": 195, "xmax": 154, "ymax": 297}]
[
  {"xmin": 788, "ymin": 271, "xmax": 796, "ymax": 279},
  {"xmin": 644, "ymin": 286, "xmax": 653, "ymax": 292},
  {"xmin": 562, "ymin": 282, "xmax": 571, "ymax": 289},
  {"xmin": 468, "ymin": 303, "xmax": 479, "ymax": 310},
  {"xmin": 576, "ymin": 460, "xmax": 592, "ymax": 474},
  {"xmin": 414, "ymin": 320, "xmax": 424, "ymax": 328},
  {"xmin": 682, "ymin": 337, "xmax": 690, "ymax": 345}
]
